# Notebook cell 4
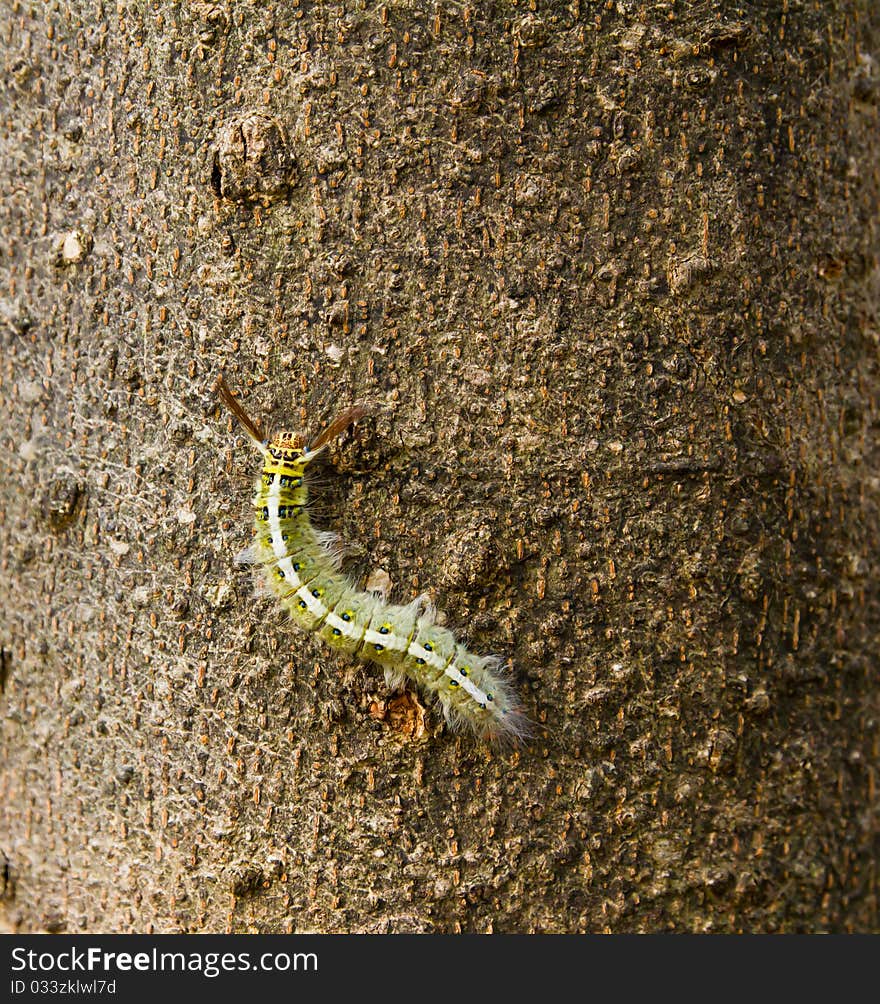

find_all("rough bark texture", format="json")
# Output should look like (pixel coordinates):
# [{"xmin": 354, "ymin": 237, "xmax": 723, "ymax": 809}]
[{"xmin": 1, "ymin": 1, "xmax": 878, "ymax": 934}]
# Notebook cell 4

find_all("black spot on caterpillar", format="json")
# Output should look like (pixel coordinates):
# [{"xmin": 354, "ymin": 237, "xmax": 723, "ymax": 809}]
[{"xmin": 217, "ymin": 376, "xmax": 529, "ymax": 747}]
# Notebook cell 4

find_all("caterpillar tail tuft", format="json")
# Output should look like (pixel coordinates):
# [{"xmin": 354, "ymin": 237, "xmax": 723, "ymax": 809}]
[{"xmin": 217, "ymin": 376, "xmax": 530, "ymax": 748}]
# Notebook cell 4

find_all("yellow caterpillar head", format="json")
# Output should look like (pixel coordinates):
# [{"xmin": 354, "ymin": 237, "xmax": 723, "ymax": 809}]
[{"xmin": 265, "ymin": 431, "xmax": 306, "ymax": 475}]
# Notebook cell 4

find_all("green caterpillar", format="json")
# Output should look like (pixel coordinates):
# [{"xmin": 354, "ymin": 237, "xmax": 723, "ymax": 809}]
[{"xmin": 217, "ymin": 378, "xmax": 528, "ymax": 747}]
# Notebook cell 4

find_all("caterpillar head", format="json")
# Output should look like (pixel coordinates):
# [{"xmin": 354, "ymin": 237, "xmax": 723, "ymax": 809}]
[
  {"xmin": 269, "ymin": 430, "xmax": 305, "ymax": 456},
  {"xmin": 266, "ymin": 431, "xmax": 307, "ymax": 473}
]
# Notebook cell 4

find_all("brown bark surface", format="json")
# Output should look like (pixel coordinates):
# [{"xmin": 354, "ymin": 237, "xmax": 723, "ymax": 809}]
[{"xmin": 1, "ymin": 1, "xmax": 878, "ymax": 933}]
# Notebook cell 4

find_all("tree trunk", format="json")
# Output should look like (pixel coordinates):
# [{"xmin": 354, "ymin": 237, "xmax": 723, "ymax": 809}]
[{"xmin": 1, "ymin": 1, "xmax": 877, "ymax": 933}]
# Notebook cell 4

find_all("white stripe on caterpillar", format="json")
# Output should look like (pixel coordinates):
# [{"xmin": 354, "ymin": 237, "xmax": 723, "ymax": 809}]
[{"xmin": 217, "ymin": 376, "xmax": 530, "ymax": 748}]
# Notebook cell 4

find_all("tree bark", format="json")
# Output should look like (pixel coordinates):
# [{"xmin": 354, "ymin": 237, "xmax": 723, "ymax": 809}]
[{"xmin": 1, "ymin": 1, "xmax": 877, "ymax": 933}]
